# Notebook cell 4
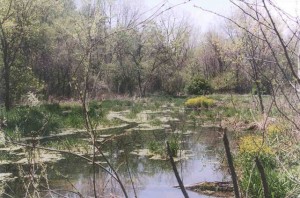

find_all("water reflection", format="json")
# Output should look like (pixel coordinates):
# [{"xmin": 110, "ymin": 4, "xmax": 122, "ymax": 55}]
[{"xmin": 4, "ymin": 114, "xmax": 229, "ymax": 198}]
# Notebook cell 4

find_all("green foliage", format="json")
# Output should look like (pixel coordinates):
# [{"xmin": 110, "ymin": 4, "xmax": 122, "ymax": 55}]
[
  {"xmin": 11, "ymin": 66, "xmax": 44, "ymax": 103},
  {"xmin": 251, "ymin": 80, "xmax": 271, "ymax": 95},
  {"xmin": 100, "ymin": 100, "xmax": 133, "ymax": 112},
  {"xmin": 168, "ymin": 138, "xmax": 180, "ymax": 157},
  {"xmin": 210, "ymin": 71, "xmax": 237, "ymax": 92},
  {"xmin": 186, "ymin": 77, "xmax": 212, "ymax": 95},
  {"xmin": 148, "ymin": 138, "xmax": 180, "ymax": 158},
  {"xmin": 125, "ymin": 103, "xmax": 143, "ymax": 119},
  {"xmin": 162, "ymin": 73, "xmax": 185, "ymax": 95},
  {"xmin": 148, "ymin": 141, "xmax": 163, "ymax": 154},
  {"xmin": 237, "ymin": 135, "xmax": 293, "ymax": 198},
  {"xmin": 44, "ymin": 103, "xmax": 84, "ymax": 128},
  {"xmin": 0, "ymin": 99, "xmax": 142, "ymax": 138},
  {"xmin": 150, "ymin": 118, "xmax": 162, "ymax": 126},
  {"xmin": 1, "ymin": 101, "xmax": 105, "ymax": 137},
  {"xmin": 147, "ymin": 95, "xmax": 186, "ymax": 108},
  {"xmin": 3, "ymin": 106, "xmax": 61, "ymax": 137}
]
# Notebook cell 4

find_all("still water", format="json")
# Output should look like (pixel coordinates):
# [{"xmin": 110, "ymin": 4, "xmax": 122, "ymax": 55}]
[{"xmin": 3, "ymin": 113, "xmax": 230, "ymax": 197}]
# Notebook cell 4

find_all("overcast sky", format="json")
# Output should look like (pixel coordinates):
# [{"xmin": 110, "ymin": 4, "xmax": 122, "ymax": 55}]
[
  {"xmin": 142, "ymin": 0, "xmax": 300, "ymax": 31},
  {"xmin": 75, "ymin": 0, "xmax": 300, "ymax": 31}
]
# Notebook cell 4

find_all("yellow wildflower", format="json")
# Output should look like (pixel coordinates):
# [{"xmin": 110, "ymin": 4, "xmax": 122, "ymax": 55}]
[{"xmin": 239, "ymin": 135, "xmax": 273, "ymax": 155}]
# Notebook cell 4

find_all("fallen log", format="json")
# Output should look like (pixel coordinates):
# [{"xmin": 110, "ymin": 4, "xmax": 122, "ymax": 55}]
[{"xmin": 175, "ymin": 181, "xmax": 234, "ymax": 197}]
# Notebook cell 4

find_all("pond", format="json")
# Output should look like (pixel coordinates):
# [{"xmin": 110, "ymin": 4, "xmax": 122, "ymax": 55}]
[{"xmin": 1, "ymin": 109, "xmax": 230, "ymax": 198}]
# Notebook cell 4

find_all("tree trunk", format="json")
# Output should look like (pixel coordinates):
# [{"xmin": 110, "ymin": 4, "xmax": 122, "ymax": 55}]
[
  {"xmin": 3, "ymin": 46, "xmax": 11, "ymax": 111},
  {"xmin": 255, "ymin": 157, "xmax": 270, "ymax": 198},
  {"xmin": 138, "ymin": 73, "xmax": 143, "ymax": 97},
  {"xmin": 4, "ymin": 63, "xmax": 11, "ymax": 111},
  {"xmin": 166, "ymin": 141, "xmax": 189, "ymax": 198},
  {"xmin": 255, "ymin": 80, "xmax": 265, "ymax": 114},
  {"xmin": 223, "ymin": 130, "xmax": 240, "ymax": 198}
]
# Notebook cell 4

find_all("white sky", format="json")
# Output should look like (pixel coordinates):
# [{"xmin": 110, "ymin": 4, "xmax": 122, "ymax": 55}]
[
  {"xmin": 143, "ymin": 0, "xmax": 233, "ymax": 31},
  {"xmin": 142, "ymin": 0, "xmax": 300, "ymax": 31},
  {"xmin": 74, "ymin": 0, "xmax": 300, "ymax": 31}
]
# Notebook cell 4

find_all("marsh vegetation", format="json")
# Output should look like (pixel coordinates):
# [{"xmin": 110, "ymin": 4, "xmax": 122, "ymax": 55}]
[
  {"xmin": 1, "ymin": 0, "xmax": 300, "ymax": 197},
  {"xmin": 0, "ymin": 95, "xmax": 299, "ymax": 197}
]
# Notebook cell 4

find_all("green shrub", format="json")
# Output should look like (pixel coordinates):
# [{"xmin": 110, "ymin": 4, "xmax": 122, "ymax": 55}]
[
  {"xmin": 148, "ymin": 138, "xmax": 180, "ymax": 158},
  {"xmin": 186, "ymin": 77, "xmax": 212, "ymax": 95},
  {"xmin": 5, "ymin": 106, "xmax": 61, "ymax": 137}
]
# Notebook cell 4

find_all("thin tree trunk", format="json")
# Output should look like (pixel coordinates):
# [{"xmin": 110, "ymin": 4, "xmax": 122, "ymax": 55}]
[
  {"xmin": 138, "ymin": 73, "xmax": 143, "ymax": 98},
  {"xmin": 1, "ymin": 35, "xmax": 11, "ymax": 111},
  {"xmin": 223, "ymin": 130, "xmax": 240, "ymax": 198},
  {"xmin": 4, "ymin": 55, "xmax": 11, "ymax": 111},
  {"xmin": 166, "ymin": 141, "xmax": 189, "ymax": 198},
  {"xmin": 255, "ymin": 80, "xmax": 265, "ymax": 113},
  {"xmin": 1, "ymin": 25, "xmax": 11, "ymax": 111},
  {"xmin": 255, "ymin": 157, "xmax": 270, "ymax": 198}
]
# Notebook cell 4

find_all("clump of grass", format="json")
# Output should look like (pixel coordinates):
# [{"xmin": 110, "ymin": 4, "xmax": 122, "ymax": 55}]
[
  {"xmin": 168, "ymin": 138, "xmax": 180, "ymax": 157},
  {"xmin": 148, "ymin": 141, "xmax": 162, "ymax": 154},
  {"xmin": 125, "ymin": 103, "xmax": 143, "ymax": 119},
  {"xmin": 149, "ymin": 118, "xmax": 162, "ymax": 126},
  {"xmin": 148, "ymin": 137, "xmax": 180, "ymax": 158},
  {"xmin": 100, "ymin": 100, "xmax": 132, "ymax": 112},
  {"xmin": 185, "ymin": 96, "xmax": 215, "ymax": 108}
]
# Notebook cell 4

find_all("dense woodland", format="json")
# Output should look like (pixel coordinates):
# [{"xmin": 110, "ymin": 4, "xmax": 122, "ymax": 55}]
[
  {"xmin": 1, "ymin": 0, "xmax": 300, "ymax": 197},
  {"xmin": 0, "ymin": 0, "xmax": 298, "ymax": 110}
]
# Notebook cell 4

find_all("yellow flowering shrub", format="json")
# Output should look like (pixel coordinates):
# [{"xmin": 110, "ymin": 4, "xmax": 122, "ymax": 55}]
[
  {"xmin": 239, "ymin": 135, "xmax": 273, "ymax": 155},
  {"xmin": 185, "ymin": 96, "xmax": 215, "ymax": 108},
  {"xmin": 266, "ymin": 124, "xmax": 284, "ymax": 135}
]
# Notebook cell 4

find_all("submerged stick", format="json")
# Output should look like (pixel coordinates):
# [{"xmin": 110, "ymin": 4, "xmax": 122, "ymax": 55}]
[
  {"xmin": 223, "ymin": 129, "xmax": 240, "ymax": 198},
  {"xmin": 125, "ymin": 152, "xmax": 138, "ymax": 198},
  {"xmin": 95, "ymin": 144, "xmax": 128, "ymax": 198},
  {"xmin": 166, "ymin": 141, "xmax": 189, "ymax": 198},
  {"xmin": 255, "ymin": 157, "xmax": 270, "ymax": 198}
]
